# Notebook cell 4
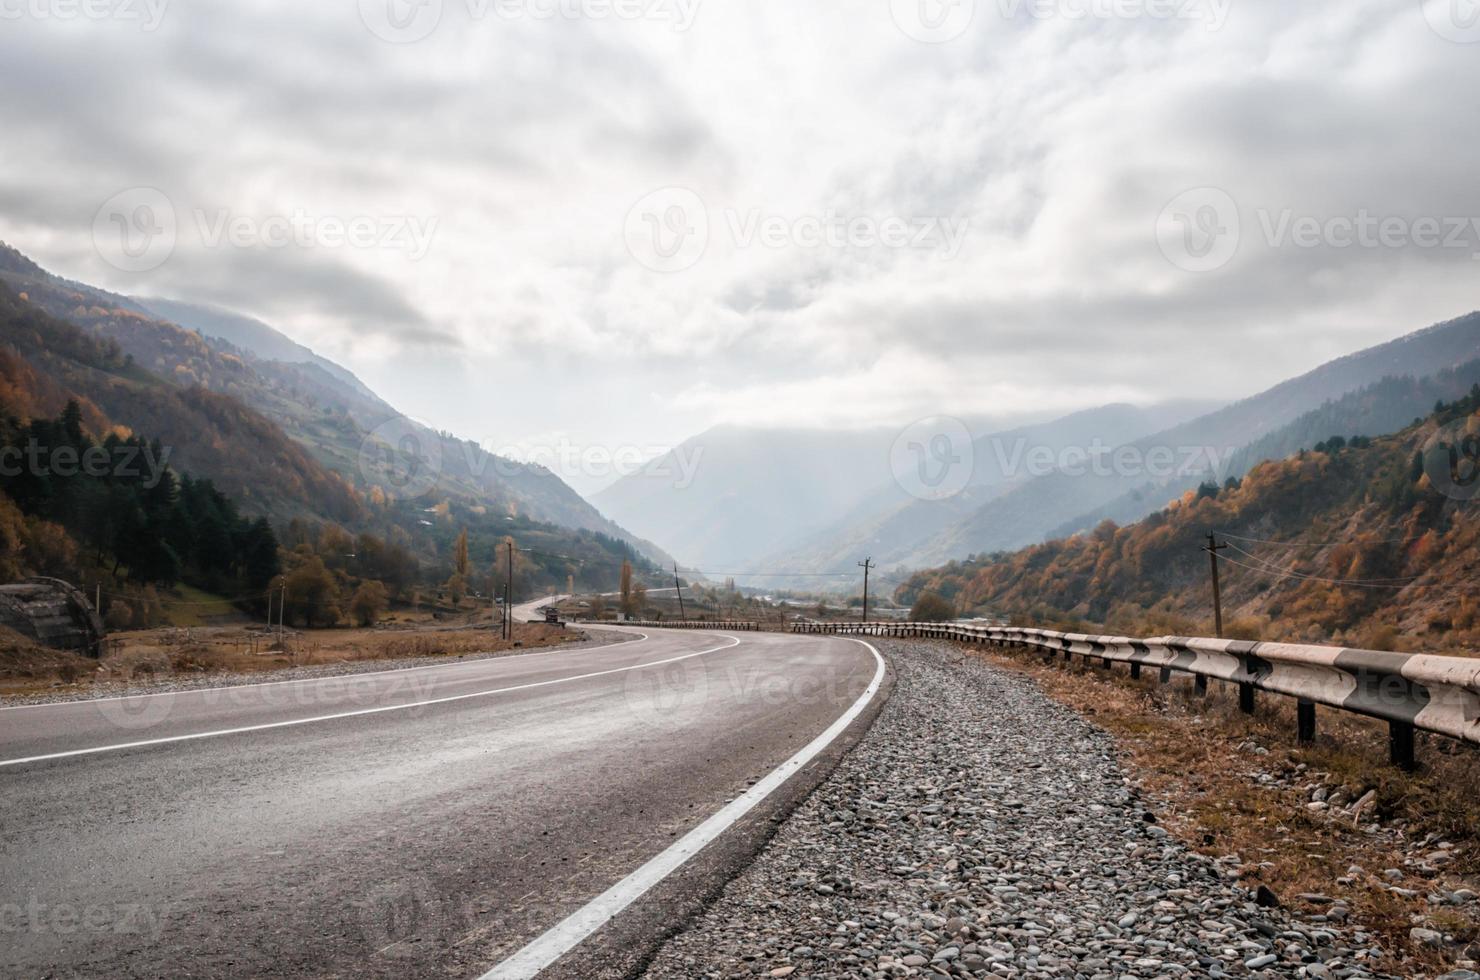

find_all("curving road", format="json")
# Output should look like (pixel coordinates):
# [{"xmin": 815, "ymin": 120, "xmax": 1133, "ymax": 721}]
[{"xmin": 0, "ymin": 627, "xmax": 885, "ymax": 979}]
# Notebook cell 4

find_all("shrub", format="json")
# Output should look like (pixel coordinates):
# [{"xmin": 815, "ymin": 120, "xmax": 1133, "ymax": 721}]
[{"xmin": 910, "ymin": 592, "xmax": 957, "ymax": 622}]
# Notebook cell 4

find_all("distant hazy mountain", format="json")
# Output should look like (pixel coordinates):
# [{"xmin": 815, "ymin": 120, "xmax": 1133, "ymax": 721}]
[
  {"xmin": 907, "ymin": 312, "xmax": 1480, "ymax": 567},
  {"xmin": 1050, "ymin": 358, "xmax": 1480, "ymax": 539},
  {"xmin": 753, "ymin": 400, "xmax": 1217, "ymax": 584},
  {"xmin": 592, "ymin": 426, "xmax": 901, "ymax": 572}
]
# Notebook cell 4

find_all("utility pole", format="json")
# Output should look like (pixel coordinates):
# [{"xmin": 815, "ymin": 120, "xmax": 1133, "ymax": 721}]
[
  {"xmin": 1204, "ymin": 533, "xmax": 1245, "ymax": 709},
  {"xmin": 1203, "ymin": 533, "xmax": 1227, "ymax": 638},
  {"xmin": 278, "ymin": 582, "xmax": 286, "ymax": 648},
  {"xmin": 858, "ymin": 558, "xmax": 874, "ymax": 624},
  {"xmin": 505, "ymin": 540, "xmax": 514, "ymax": 641},
  {"xmin": 674, "ymin": 563, "xmax": 687, "ymax": 623}
]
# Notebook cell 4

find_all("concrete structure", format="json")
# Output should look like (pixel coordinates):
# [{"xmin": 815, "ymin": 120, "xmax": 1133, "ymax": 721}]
[{"xmin": 0, "ymin": 577, "xmax": 105, "ymax": 656}]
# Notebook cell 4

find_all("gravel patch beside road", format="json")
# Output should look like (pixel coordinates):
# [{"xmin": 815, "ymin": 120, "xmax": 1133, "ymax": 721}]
[
  {"xmin": 642, "ymin": 639, "xmax": 1397, "ymax": 980},
  {"xmin": 0, "ymin": 626, "xmax": 636, "ymax": 707}
]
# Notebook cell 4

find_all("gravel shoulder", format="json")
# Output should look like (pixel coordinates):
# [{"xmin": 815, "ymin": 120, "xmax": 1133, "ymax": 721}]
[
  {"xmin": 641, "ymin": 639, "xmax": 1397, "ymax": 980},
  {"xmin": 0, "ymin": 626, "xmax": 636, "ymax": 707}
]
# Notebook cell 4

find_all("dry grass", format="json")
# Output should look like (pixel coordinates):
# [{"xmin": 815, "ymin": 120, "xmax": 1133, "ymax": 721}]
[
  {"xmin": 0, "ymin": 621, "xmax": 582, "ymax": 698},
  {"xmin": 970, "ymin": 642, "xmax": 1480, "ymax": 976}
]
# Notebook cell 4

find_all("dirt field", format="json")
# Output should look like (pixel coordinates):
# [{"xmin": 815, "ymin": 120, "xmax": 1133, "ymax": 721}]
[{"xmin": 0, "ymin": 619, "xmax": 581, "ymax": 699}]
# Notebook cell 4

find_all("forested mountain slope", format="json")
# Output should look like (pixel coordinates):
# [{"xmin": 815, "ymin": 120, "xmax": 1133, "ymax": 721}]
[{"xmin": 898, "ymin": 391, "xmax": 1480, "ymax": 654}]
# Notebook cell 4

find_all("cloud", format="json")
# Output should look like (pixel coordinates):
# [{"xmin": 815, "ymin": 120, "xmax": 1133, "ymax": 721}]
[{"xmin": 0, "ymin": 0, "xmax": 1476, "ymax": 452}]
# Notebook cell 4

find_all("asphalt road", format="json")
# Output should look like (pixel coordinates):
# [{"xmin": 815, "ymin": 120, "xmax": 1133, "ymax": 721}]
[{"xmin": 0, "ymin": 627, "xmax": 883, "ymax": 979}]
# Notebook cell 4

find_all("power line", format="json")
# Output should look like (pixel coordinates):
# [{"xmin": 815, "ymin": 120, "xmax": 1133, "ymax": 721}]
[
  {"xmin": 1218, "ymin": 530, "xmax": 1417, "ymax": 548},
  {"xmin": 1219, "ymin": 541, "xmax": 1414, "ymax": 586},
  {"xmin": 1217, "ymin": 551, "xmax": 1418, "ymax": 590}
]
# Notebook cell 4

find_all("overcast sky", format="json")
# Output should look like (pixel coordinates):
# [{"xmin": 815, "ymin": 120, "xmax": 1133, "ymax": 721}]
[{"xmin": 2, "ymin": 0, "xmax": 1478, "ymax": 493}]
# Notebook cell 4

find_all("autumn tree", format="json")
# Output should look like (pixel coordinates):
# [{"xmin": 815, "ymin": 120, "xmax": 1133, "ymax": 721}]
[
  {"xmin": 350, "ymin": 580, "xmax": 389, "ymax": 627},
  {"xmin": 285, "ymin": 556, "xmax": 340, "ymax": 627},
  {"xmin": 454, "ymin": 528, "xmax": 470, "ymax": 579},
  {"xmin": 619, "ymin": 560, "xmax": 635, "ymax": 616}
]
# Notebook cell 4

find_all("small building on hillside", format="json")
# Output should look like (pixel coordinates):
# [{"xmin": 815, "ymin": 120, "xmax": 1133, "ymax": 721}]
[{"xmin": 0, "ymin": 577, "xmax": 106, "ymax": 657}]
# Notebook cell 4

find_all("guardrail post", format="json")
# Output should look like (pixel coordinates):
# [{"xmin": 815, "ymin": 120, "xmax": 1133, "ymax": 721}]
[
  {"xmin": 1390, "ymin": 721, "xmax": 1417, "ymax": 771},
  {"xmin": 1194, "ymin": 675, "xmax": 1208, "ymax": 696},
  {"xmin": 1129, "ymin": 662, "xmax": 1141, "ymax": 680},
  {"xmin": 1159, "ymin": 667, "xmax": 1172, "ymax": 684},
  {"xmin": 1239, "ymin": 683, "xmax": 1256, "ymax": 714},
  {"xmin": 1297, "ymin": 700, "xmax": 1316, "ymax": 743}
]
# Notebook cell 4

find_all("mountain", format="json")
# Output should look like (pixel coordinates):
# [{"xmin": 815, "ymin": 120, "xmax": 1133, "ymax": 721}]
[
  {"xmin": 0, "ymin": 243, "xmax": 668, "ymax": 565},
  {"xmin": 904, "ymin": 313, "xmax": 1480, "ymax": 568},
  {"xmin": 751, "ymin": 400, "xmax": 1217, "ymax": 586},
  {"xmin": 1050, "ymin": 359, "xmax": 1480, "ymax": 539},
  {"xmin": 592, "ymin": 425, "xmax": 902, "ymax": 573},
  {"xmin": 133, "ymin": 297, "xmax": 374, "ymax": 396},
  {"xmin": 897, "ymin": 387, "xmax": 1480, "ymax": 653}
]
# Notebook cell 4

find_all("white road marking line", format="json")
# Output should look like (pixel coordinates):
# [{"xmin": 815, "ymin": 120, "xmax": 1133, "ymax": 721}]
[
  {"xmin": 0, "ymin": 632, "xmax": 650, "ymax": 712},
  {"xmin": 0, "ymin": 635, "xmax": 737, "ymax": 769},
  {"xmin": 477, "ymin": 638, "xmax": 887, "ymax": 980}
]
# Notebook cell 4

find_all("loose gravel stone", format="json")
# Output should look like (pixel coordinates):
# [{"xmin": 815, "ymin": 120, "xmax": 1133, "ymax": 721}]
[{"xmin": 641, "ymin": 640, "xmax": 1396, "ymax": 980}]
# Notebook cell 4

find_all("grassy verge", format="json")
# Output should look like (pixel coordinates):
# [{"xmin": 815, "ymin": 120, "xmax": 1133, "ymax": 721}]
[
  {"xmin": 970, "ymin": 641, "xmax": 1480, "ymax": 978},
  {"xmin": 0, "ymin": 621, "xmax": 583, "ymax": 698}
]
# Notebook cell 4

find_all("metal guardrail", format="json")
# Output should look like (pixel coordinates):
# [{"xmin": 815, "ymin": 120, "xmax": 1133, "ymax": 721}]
[
  {"xmin": 576, "ymin": 620, "xmax": 762, "ymax": 632},
  {"xmin": 792, "ymin": 621, "xmax": 1480, "ymax": 769}
]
